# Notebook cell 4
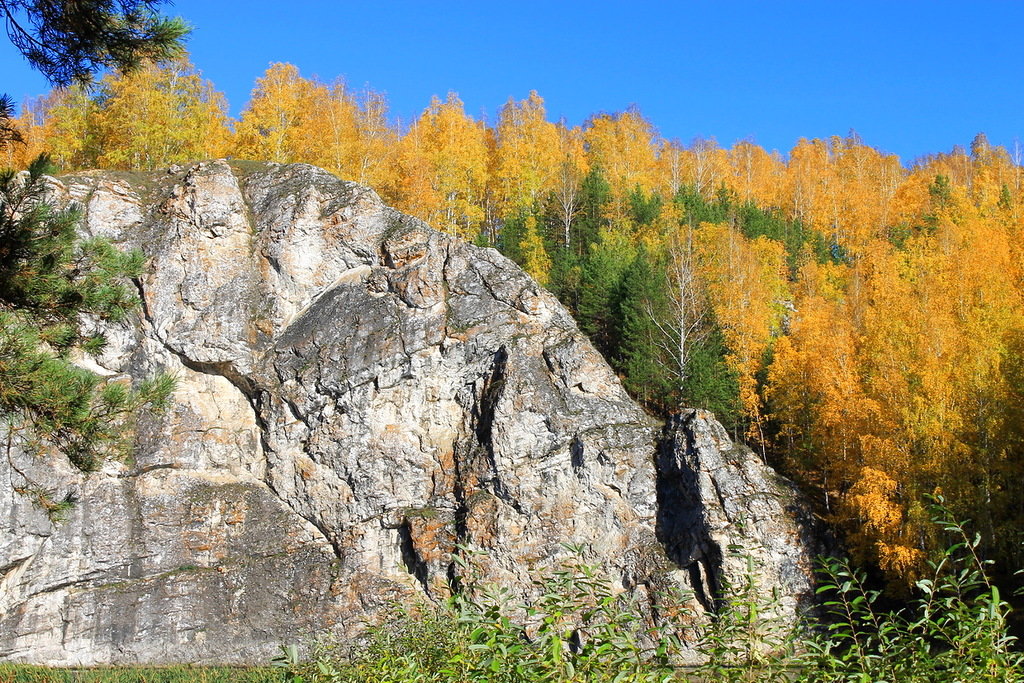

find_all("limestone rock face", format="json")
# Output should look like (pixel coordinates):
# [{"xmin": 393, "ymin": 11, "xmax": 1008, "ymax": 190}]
[{"xmin": 0, "ymin": 161, "xmax": 819, "ymax": 665}]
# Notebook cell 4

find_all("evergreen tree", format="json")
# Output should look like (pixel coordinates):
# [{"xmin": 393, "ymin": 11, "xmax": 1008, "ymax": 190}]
[
  {"xmin": 574, "ymin": 166, "xmax": 611, "ymax": 256},
  {"xmin": 616, "ymin": 237, "xmax": 741, "ymax": 422},
  {"xmin": 627, "ymin": 185, "xmax": 661, "ymax": 226},
  {"xmin": 674, "ymin": 184, "xmax": 730, "ymax": 225},
  {"xmin": 0, "ymin": 95, "xmax": 23, "ymax": 148},
  {"xmin": 0, "ymin": 157, "xmax": 172, "ymax": 470},
  {"xmin": 575, "ymin": 226, "xmax": 635, "ymax": 358},
  {"xmin": 925, "ymin": 174, "xmax": 952, "ymax": 223},
  {"xmin": 616, "ymin": 246, "xmax": 674, "ymax": 410},
  {"xmin": 998, "ymin": 183, "xmax": 1013, "ymax": 213},
  {"xmin": 681, "ymin": 325, "xmax": 741, "ymax": 430},
  {"xmin": 1, "ymin": 0, "xmax": 188, "ymax": 87},
  {"xmin": 542, "ymin": 167, "xmax": 610, "ymax": 314},
  {"xmin": 736, "ymin": 202, "xmax": 829, "ymax": 275},
  {"xmin": 0, "ymin": 4, "xmax": 182, "ymax": 472},
  {"xmin": 548, "ymin": 246, "xmax": 583, "ymax": 311},
  {"xmin": 496, "ymin": 209, "xmax": 529, "ymax": 265}
]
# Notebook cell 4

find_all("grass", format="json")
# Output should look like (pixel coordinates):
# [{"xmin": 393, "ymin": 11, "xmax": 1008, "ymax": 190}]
[{"xmin": 0, "ymin": 666, "xmax": 279, "ymax": 682}]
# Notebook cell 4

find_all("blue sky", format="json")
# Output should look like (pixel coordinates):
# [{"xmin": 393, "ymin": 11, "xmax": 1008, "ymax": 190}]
[{"xmin": 2, "ymin": 0, "xmax": 1021, "ymax": 163}]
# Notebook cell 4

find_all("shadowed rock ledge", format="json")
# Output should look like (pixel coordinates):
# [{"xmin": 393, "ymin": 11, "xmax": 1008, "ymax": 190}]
[{"xmin": 0, "ymin": 161, "xmax": 820, "ymax": 665}]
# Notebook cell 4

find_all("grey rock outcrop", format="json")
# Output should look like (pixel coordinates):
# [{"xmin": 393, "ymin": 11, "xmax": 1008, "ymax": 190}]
[{"xmin": 0, "ymin": 161, "xmax": 819, "ymax": 665}]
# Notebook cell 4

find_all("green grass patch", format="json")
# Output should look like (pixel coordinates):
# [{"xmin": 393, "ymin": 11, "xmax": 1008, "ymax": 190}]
[{"xmin": 0, "ymin": 665, "xmax": 280, "ymax": 683}]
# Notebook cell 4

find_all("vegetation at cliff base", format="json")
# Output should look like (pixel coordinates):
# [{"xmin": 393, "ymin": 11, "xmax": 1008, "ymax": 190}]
[
  {"xmin": 276, "ymin": 503, "xmax": 1022, "ymax": 682},
  {"xmin": 0, "ymin": 665, "xmax": 278, "ymax": 682},
  {"xmin": 3, "ymin": 505, "xmax": 1020, "ymax": 680}
]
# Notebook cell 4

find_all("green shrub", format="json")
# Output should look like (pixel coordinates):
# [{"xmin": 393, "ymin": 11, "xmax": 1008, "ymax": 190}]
[
  {"xmin": 280, "ymin": 502, "xmax": 1024, "ymax": 682},
  {"xmin": 694, "ymin": 547, "xmax": 799, "ymax": 682},
  {"xmin": 803, "ymin": 497, "xmax": 1024, "ymax": 682},
  {"xmin": 0, "ymin": 664, "xmax": 279, "ymax": 682},
  {"xmin": 281, "ymin": 546, "xmax": 692, "ymax": 682}
]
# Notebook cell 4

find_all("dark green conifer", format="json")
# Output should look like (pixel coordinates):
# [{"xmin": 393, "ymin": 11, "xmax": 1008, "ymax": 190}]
[
  {"xmin": 0, "ymin": 0, "xmax": 183, "ymax": 473},
  {"xmin": 626, "ymin": 185, "xmax": 662, "ymax": 226},
  {"xmin": 574, "ymin": 167, "xmax": 610, "ymax": 256},
  {"xmin": 1, "ymin": 0, "xmax": 188, "ymax": 87},
  {"xmin": 576, "ymin": 229, "xmax": 633, "ymax": 358},
  {"xmin": 616, "ymin": 246, "xmax": 673, "ymax": 410},
  {"xmin": 0, "ymin": 156, "xmax": 172, "ymax": 471},
  {"xmin": 681, "ymin": 325, "xmax": 741, "ymax": 429}
]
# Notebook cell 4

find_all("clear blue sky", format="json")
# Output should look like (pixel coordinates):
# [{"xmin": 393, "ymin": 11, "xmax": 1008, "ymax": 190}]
[{"xmin": 2, "ymin": 0, "xmax": 1021, "ymax": 163}]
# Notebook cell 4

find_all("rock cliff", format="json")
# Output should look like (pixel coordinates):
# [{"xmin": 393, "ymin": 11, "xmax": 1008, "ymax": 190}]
[{"xmin": 0, "ymin": 161, "xmax": 819, "ymax": 665}]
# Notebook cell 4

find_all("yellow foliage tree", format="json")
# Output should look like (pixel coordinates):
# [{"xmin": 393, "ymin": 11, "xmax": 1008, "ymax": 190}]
[
  {"xmin": 519, "ymin": 215, "xmax": 552, "ymax": 287},
  {"xmin": 694, "ymin": 222, "xmax": 789, "ymax": 446},
  {"xmin": 491, "ymin": 91, "xmax": 560, "ymax": 215},
  {"xmin": 37, "ymin": 86, "xmax": 97, "ymax": 170},
  {"xmin": 234, "ymin": 62, "xmax": 317, "ymax": 164},
  {"xmin": 299, "ymin": 78, "xmax": 361, "ymax": 177},
  {"xmin": 351, "ymin": 87, "xmax": 399, "ymax": 194},
  {"xmin": 551, "ymin": 122, "xmax": 590, "ymax": 250},
  {"xmin": 683, "ymin": 136, "xmax": 729, "ymax": 200},
  {"xmin": 92, "ymin": 58, "xmax": 230, "ymax": 170},
  {"xmin": 768, "ymin": 187, "xmax": 1024, "ymax": 584},
  {"xmin": 728, "ymin": 139, "xmax": 784, "ymax": 208},
  {"xmin": 583, "ymin": 109, "xmax": 658, "ymax": 217},
  {"xmin": 395, "ymin": 93, "xmax": 488, "ymax": 240},
  {"xmin": 2, "ymin": 96, "xmax": 50, "ymax": 168}
]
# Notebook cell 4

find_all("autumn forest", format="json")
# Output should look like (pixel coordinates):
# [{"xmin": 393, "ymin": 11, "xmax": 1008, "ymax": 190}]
[{"xmin": 7, "ymin": 56, "xmax": 1024, "ymax": 592}]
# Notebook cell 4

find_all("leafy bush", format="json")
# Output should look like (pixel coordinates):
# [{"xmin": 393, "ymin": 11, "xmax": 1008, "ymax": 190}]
[
  {"xmin": 694, "ymin": 548, "xmax": 798, "ymax": 682},
  {"xmin": 803, "ymin": 498, "xmax": 1024, "ymax": 683},
  {"xmin": 0, "ymin": 665, "xmax": 279, "ymax": 682},
  {"xmin": 280, "ymin": 502, "xmax": 1023, "ymax": 682},
  {"xmin": 279, "ymin": 547, "xmax": 693, "ymax": 682}
]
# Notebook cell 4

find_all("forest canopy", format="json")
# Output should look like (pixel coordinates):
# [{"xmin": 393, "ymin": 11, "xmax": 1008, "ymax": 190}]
[{"xmin": 4, "ymin": 57, "xmax": 1024, "ymax": 590}]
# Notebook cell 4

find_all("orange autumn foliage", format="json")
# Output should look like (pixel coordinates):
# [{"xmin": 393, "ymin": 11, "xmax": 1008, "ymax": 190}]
[{"xmin": 11, "ymin": 63, "xmax": 1024, "ymax": 587}]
